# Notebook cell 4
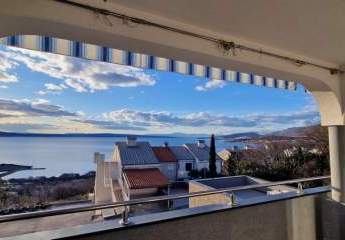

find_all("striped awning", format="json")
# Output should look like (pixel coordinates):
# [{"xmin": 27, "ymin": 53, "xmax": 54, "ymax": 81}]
[{"xmin": 0, "ymin": 35, "xmax": 297, "ymax": 91}]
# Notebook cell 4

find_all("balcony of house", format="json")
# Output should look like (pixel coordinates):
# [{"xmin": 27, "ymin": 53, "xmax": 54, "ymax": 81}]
[
  {"xmin": 1, "ymin": 1, "xmax": 345, "ymax": 240},
  {"xmin": 2, "ymin": 176, "xmax": 345, "ymax": 240}
]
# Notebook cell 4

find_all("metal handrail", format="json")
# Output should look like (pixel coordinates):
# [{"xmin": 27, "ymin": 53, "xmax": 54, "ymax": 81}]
[{"xmin": 0, "ymin": 175, "xmax": 330, "ymax": 223}]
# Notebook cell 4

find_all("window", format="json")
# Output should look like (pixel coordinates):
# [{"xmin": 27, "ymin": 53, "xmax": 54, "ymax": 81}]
[{"xmin": 185, "ymin": 163, "xmax": 192, "ymax": 171}]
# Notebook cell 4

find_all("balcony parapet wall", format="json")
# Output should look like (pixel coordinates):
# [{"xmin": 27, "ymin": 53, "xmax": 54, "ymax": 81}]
[{"xmin": 7, "ymin": 187, "xmax": 345, "ymax": 240}]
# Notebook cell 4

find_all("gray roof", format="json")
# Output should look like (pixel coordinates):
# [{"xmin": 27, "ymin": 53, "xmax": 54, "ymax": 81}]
[
  {"xmin": 184, "ymin": 143, "xmax": 222, "ymax": 161},
  {"xmin": 168, "ymin": 146, "xmax": 194, "ymax": 160},
  {"xmin": 113, "ymin": 141, "xmax": 160, "ymax": 166}
]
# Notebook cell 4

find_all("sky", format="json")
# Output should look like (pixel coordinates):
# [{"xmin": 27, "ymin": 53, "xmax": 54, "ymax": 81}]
[{"xmin": 0, "ymin": 45, "xmax": 320, "ymax": 135}]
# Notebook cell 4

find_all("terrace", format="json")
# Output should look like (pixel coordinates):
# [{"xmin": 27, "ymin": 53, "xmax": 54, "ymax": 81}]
[
  {"xmin": 189, "ymin": 175, "xmax": 297, "ymax": 206},
  {"xmin": 0, "ymin": 176, "xmax": 334, "ymax": 239},
  {"xmin": 1, "ymin": 0, "xmax": 345, "ymax": 239}
]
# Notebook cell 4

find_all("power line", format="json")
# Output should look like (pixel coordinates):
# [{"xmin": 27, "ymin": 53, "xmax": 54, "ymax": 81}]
[{"xmin": 54, "ymin": 0, "xmax": 343, "ymax": 75}]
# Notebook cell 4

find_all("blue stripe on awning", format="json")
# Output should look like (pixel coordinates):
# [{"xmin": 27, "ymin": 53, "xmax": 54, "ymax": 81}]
[
  {"xmin": 101, "ymin": 47, "xmax": 109, "ymax": 62},
  {"xmin": 188, "ymin": 63, "xmax": 194, "ymax": 75},
  {"xmin": 236, "ymin": 72, "xmax": 241, "ymax": 82},
  {"xmin": 262, "ymin": 77, "xmax": 266, "ymax": 87},
  {"xmin": 170, "ymin": 59, "xmax": 175, "ymax": 72},
  {"xmin": 205, "ymin": 66, "xmax": 210, "ymax": 78},
  {"xmin": 42, "ymin": 36, "xmax": 52, "ymax": 52},
  {"xmin": 250, "ymin": 74, "xmax": 254, "ymax": 85},
  {"xmin": 0, "ymin": 35, "xmax": 297, "ymax": 91},
  {"xmin": 221, "ymin": 69, "xmax": 226, "ymax": 81},
  {"xmin": 149, "ymin": 55, "xmax": 155, "ymax": 69}
]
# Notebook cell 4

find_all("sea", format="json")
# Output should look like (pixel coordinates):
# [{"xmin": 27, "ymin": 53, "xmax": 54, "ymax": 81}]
[{"xmin": 0, "ymin": 136, "xmax": 243, "ymax": 179}]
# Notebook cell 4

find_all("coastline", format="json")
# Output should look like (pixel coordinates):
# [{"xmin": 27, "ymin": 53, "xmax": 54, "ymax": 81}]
[{"xmin": 1, "ymin": 171, "xmax": 95, "ymax": 215}]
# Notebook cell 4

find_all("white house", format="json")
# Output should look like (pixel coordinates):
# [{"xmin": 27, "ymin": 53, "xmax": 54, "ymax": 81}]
[
  {"xmin": 169, "ymin": 146, "xmax": 195, "ymax": 179},
  {"xmin": 94, "ymin": 137, "xmax": 223, "ymax": 212},
  {"xmin": 152, "ymin": 145, "xmax": 178, "ymax": 181},
  {"xmin": 112, "ymin": 137, "xmax": 169, "ymax": 199},
  {"xmin": 184, "ymin": 140, "xmax": 222, "ymax": 174}
]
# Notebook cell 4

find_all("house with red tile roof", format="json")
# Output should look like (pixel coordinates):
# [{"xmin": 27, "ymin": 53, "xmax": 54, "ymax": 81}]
[
  {"xmin": 152, "ymin": 145, "xmax": 177, "ymax": 181},
  {"xmin": 123, "ymin": 168, "xmax": 169, "ymax": 196},
  {"xmin": 111, "ymin": 136, "xmax": 169, "ymax": 198},
  {"xmin": 94, "ymin": 136, "xmax": 223, "ymax": 204}
]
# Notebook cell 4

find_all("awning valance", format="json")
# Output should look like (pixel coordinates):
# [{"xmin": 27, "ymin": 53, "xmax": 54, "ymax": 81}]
[{"xmin": 0, "ymin": 35, "xmax": 297, "ymax": 91}]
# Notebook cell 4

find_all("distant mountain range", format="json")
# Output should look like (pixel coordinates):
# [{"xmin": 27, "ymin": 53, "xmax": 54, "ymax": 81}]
[
  {"xmin": 149, "ymin": 132, "xmax": 209, "ymax": 138},
  {"xmin": 221, "ymin": 132, "xmax": 262, "ymax": 140},
  {"xmin": 269, "ymin": 125, "xmax": 317, "ymax": 138},
  {"xmin": 0, "ymin": 131, "xmax": 206, "ymax": 138},
  {"xmin": 0, "ymin": 132, "xmax": 170, "ymax": 138},
  {"xmin": 221, "ymin": 125, "xmax": 321, "ymax": 141},
  {"xmin": 0, "ymin": 125, "xmax": 320, "ymax": 139}
]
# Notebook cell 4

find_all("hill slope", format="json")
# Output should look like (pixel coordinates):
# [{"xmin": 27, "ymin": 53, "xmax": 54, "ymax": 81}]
[{"xmin": 269, "ymin": 125, "xmax": 322, "ymax": 138}]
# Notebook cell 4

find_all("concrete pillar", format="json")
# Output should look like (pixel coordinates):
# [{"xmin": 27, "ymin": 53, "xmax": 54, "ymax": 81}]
[{"xmin": 328, "ymin": 126, "xmax": 345, "ymax": 202}]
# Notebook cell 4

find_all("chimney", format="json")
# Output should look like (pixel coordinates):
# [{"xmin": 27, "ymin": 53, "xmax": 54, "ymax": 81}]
[
  {"xmin": 197, "ymin": 139, "xmax": 206, "ymax": 148},
  {"xmin": 127, "ymin": 135, "xmax": 137, "ymax": 147},
  {"xmin": 164, "ymin": 142, "xmax": 169, "ymax": 147},
  {"xmin": 94, "ymin": 152, "xmax": 105, "ymax": 164}
]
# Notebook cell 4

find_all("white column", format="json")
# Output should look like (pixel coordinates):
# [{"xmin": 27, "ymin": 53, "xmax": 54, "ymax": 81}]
[{"xmin": 328, "ymin": 126, "xmax": 345, "ymax": 202}]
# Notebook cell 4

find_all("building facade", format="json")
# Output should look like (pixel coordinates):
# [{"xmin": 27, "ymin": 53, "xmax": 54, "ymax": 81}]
[{"xmin": 94, "ymin": 137, "xmax": 223, "ymax": 206}]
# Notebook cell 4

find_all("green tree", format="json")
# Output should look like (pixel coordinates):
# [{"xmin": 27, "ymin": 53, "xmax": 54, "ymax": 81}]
[
  {"xmin": 0, "ymin": 179, "xmax": 9, "ymax": 208},
  {"xmin": 209, "ymin": 134, "xmax": 217, "ymax": 177},
  {"xmin": 296, "ymin": 146, "xmax": 305, "ymax": 166},
  {"xmin": 227, "ymin": 151, "xmax": 239, "ymax": 176}
]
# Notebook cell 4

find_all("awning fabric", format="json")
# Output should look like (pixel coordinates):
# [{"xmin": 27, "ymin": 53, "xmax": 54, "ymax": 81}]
[{"xmin": 0, "ymin": 35, "xmax": 297, "ymax": 91}]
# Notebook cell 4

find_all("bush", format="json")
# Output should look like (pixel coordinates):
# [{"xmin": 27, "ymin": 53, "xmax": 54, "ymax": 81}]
[{"xmin": 225, "ymin": 143, "xmax": 330, "ymax": 185}]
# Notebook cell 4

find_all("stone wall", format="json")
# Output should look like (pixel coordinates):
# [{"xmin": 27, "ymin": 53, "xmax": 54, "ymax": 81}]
[{"xmin": 189, "ymin": 180, "xmax": 230, "ymax": 207}]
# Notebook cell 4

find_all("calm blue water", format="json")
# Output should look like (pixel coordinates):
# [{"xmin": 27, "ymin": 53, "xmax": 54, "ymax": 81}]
[{"xmin": 0, "ymin": 137, "xmax": 242, "ymax": 179}]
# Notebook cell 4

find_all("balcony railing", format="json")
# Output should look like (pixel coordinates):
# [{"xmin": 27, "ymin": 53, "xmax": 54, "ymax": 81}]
[{"xmin": 0, "ymin": 175, "xmax": 330, "ymax": 226}]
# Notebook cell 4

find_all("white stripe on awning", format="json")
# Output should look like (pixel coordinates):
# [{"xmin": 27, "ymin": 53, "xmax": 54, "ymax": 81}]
[{"xmin": 0, "ymin": 35, "xmax": 297, "ymax": 91}]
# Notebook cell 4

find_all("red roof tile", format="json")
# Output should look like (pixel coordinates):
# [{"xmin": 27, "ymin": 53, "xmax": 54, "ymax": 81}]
[
  {"xmin": 123, "ymin": 168, "xmax": 169, "ymax": 189},
  {"xmin": 152, "ymin": 147, "xmax": 177, "ymax": 162}
]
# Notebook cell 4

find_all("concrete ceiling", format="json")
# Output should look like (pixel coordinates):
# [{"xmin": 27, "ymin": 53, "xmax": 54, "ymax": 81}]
[{"xmin": 109, "ymin": 0, "xmax": 345, "ymax": 65}]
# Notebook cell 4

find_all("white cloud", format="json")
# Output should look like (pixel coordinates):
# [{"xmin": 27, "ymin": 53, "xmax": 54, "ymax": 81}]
[
  {"xmin": 0, "ymin": 85, "xmax": 8, "ymax": 89},
  {"xmin": 45, "ymin": 83, "xmax": 67, "ymax": 91},
  {"xmin": 98, "ymin": 108, "xmax": 320, "ymax": 131},
  {"xmin": 65, "ymin": 79, "xmax": 87, "ymax": 93},
  {"xmin": 36, "ymin": 90, "xmax": 47, "ymax": 95},
  {"xmin": 195, "ymin": 80, "xmax": 227, "ymax": 91},
  {"xmin": 73, "ymin": 119, "xmax": 146, "ymax": 131},
  {"xmin": 0, "ymin": 123, "xmax": 59, "ymax": 132},
  {"xmin": 0, "ymin": 101, "xmax": 320, "ymax": 134},
  {"xmin": 302, "ymin": 94, "xmax": 319, "ymax": 112},
  {"xmin": 2, "ymin": 47, "xmax": 156, "ymax": 93},
  {"xmin": 246, "ymin": 111, "xmax": 320, "ymax": 126},
  {"xmin": 0, "ymin": 50, "xmax": 18, "ymax": 83},
  {"xmin": 37, "ymin": 83, "xmax": 68, "ymax": 95},
  {"xmin": 0, "ymin": 98, "xmax": 78, "ymax": 117}
]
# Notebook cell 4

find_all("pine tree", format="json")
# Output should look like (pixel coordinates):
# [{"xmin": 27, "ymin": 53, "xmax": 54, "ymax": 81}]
[
  {"xmin": 209, "ymin": 134, "xmax": 217, "ymax": 177},
  {"xmin": 296, "ymin": 146, "xmax": 304, "ymax": 166},
  {"xmin": 227, "ymin": 153, "xmax": 237, "ymax": 176},
  {"xmin": 0, "ymin": 179, "xmax": 8, "ymax": 208}
]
